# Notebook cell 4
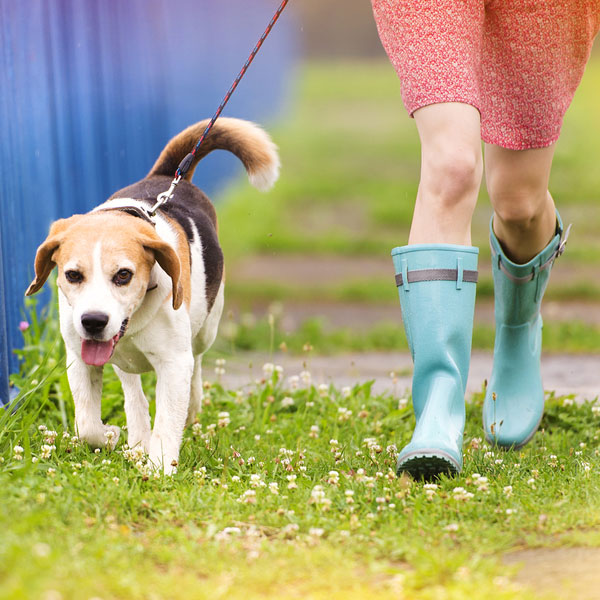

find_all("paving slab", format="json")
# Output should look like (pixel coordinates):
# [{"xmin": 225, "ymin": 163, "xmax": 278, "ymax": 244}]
[{"xmin": 218, "ymin": 351, "xmax": 600, "ymax": 402}]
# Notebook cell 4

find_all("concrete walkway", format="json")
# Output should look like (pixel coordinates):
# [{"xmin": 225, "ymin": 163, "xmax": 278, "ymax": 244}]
[{"xmin": 220, "ymin": 351, "xmax": 600, "ymax": 401}]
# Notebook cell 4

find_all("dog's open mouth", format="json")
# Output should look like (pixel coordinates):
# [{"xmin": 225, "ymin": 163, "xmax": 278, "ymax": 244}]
[{"xmin": 81, "ymin": 318, "xmax": 129, "ymax": 367}]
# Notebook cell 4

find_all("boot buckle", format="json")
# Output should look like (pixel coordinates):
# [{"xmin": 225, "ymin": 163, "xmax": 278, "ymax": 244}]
[{"xmin": 556, "ymin": 223, "xmax": 572, "ymax": 258}]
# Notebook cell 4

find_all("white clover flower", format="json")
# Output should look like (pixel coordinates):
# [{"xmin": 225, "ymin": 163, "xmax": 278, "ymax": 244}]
[
  {"xmin": 47, "ymin": 467, "xmax": 56, "ymax": 477},
  {"xmin": 288, "ymin": 375, "xmax": 300, "ymax": 390},
  {"xmin": 341, "ymin": 386, "xmax": 352, "ymax": 398},
  {"xmin": 444, "ymin": 523, "xmax": 459, "ymax": 532},
  {"xmin": 192, "ymin": 423, "xmax": 203, "ymax": 436},
  {"xmin": 250, "ymin": 474, "xmax": 266, "ymax": 488},
  {"xmin": 562, "ymin": 398, "xmax": 574, "ymax": 407},
  {"xmin": 398, "ymin": 397, "xmax": 409, "ymax": 410},
  {"xmin": 327, "ymin": 470, "xmax": 340, "ymax": 485},
  {"xmin": 269, "ymin": 482, "xmax": 279, "ymax": 495},
  {"xmin": 43, "ymin": 430, "xmax": 58, "ymax": 445},
  {"xmin": 309, "ymin": 485, "xmax": 331, "ymax": 509},
  {"xmin": 194, "ymin": 467, "xmax": 207, "ymax": 480},
  {"xmin": 423, "ymin": 483, "xmax": 438, "ymax": 500},
  {"xmin": 40, "ymin": 444, "xmax": 55, "ymax": 459},
  {"xmin": 476, "ymin": 476, "xmax": 489, "ymax": 492},
  {"xmin": 338, "ymin": 407, "xmax": 352, "ymax": 422},
  {"xmin": 281, "ymin": 397, "xmax": 294, "ymax": 408},
  {"xmin": 217, "ymin": 412, "xmax": 231, "ymax": 428},
  {"xmin": 345, "ymin": 490, "xmax": 355, "ymax": 504},
  {"xmin": 216, "ymin": 526, "xmax": 241, "ymax": 541},
  {"xmin": 309, "ymin": 425, "xmax": 319, "ymax": 439},
  {"xmin": 527, "ymin": 478, "xmax": 536, "ymax": 489},
  {"xmin": 247, "ymin": 456, "xmax": 256, "ymax": 465},
  {"xmin": 262, "ymin": 363, "xmax": 275, "ymax": 377},
  {"xmin": 592, "ymin": 405, "xmax": 600, "ymax": 416},
  {"xmin": 13, "ymin": 445, "xmax": 24, "ymax": 460},
  {"xmin": 112, "ymin": 477, "xmax": 120, "ymax": 485},
  {"xmin": 386, "ymin": 444, "xmax": 398, "ymax": 456},
  {"xmin": 287, "ymin": 474, "xmax": 298, "ymax": 490},
  {"xmin": 452, "ymin": 487, "xmax": 474, "ymax": 502},
  {"xmin": 300, "ymin": 371, "xmax": 312, "ymax": 386},
  {"xmin": 318, "ymin": 383, "xmax": 328, "ymax": 397},
  {"xmin": 62, "ymin": 431, "xmax": 71, "ymax": 440},
  {"xmin": 503, "ymin": 485, "xmax": 513, "ymax": 497},
  {"xmin": 38, "ymin": 425, "xmax": 47, "ymax": 432},
  {"xmin": 238, "ymin": 490, "xmax": 257, "ymax": 504},
  {"xmin": 282, "ymin": 523, "xmax": 299, "ymax": 538},
  {"xmin": 308, "ymin": 527, "xmax": 324, "ymax": 538}
]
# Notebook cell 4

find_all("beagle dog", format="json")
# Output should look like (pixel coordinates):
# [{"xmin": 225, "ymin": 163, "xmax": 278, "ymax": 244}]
[{"xmin": 26, "ymin": 118, "xmax": 279, "ymax": 473}]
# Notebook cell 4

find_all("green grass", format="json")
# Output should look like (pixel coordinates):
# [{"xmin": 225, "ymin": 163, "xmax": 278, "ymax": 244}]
[
  {"xmin": 215, "ymin": 309, "xmax": 600, "ymax": 356},
  {"xmin": 2, "ymin": 305, "xmax": 600, "ymax": 599}
]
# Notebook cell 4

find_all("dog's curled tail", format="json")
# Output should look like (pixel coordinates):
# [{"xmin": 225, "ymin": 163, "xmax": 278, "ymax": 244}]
[{"xmin": 148, "ymin": 117, "xmax": 280, "ymax": 191}]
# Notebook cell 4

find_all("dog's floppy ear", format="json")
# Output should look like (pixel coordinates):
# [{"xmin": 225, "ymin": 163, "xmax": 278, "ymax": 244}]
[
  {"xmin": 141, "ymin": 235, "xmax": 183, "ymax": 310},
  {"xmin": 26, "ymin": 217, "xmax": 81, "ymax": 296}
]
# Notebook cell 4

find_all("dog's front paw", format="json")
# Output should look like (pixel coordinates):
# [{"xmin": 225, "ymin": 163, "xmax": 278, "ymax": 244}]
[
  {"xmin": 147, "ymin": 434, "xmax": 179, "ymax": 476},
  {"xmin": 78, "ymin": 423, "xmax": 121, "ymax": 450},
  {"xmin": 126, "ymin": 431, "xmax": 151, "ymax": 453},
  {"xmin": 147, "ymin": 453, "xmax": 178, "ymax": 477}
]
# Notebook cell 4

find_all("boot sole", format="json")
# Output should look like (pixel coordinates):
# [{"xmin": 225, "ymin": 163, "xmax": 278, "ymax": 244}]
[{"xmin": 397, "ymin": 450, "xmax": 461, "ymax": 481}]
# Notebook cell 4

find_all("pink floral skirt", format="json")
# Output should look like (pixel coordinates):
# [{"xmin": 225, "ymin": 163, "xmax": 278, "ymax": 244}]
[{"xmin": 372, "ymin": 0, "xmax": 600, "ymax": 149}]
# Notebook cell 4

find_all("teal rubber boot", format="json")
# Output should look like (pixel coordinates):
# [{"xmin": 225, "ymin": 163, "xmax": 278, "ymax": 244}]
[
  {"xmin": 392, "ymin": 244, "xmax": 478, "ymax": 479},
  {"xmin": 483, "ymin": 215, "xmax": 569, "ymax": 448}
]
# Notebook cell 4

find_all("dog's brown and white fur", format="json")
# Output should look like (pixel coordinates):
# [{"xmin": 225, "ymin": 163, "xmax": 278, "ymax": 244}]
[{"xmin": 27, "ymin": 118, "xmax": 279, "ymax": 473}]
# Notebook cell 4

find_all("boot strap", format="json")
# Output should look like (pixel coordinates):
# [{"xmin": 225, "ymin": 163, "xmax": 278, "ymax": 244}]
[
  {"xmin": 492, "ymin": 223, "xmax": 572, "ymax": 284},
  {"xmin": 395, "ymin": 268, "xmax": 478, "ymax": 287}
]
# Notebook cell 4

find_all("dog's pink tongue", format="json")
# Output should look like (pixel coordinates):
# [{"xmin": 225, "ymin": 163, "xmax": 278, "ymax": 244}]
[{"xmin": 81, "ymin": 339, "xmax": 114, "ymax": 366}]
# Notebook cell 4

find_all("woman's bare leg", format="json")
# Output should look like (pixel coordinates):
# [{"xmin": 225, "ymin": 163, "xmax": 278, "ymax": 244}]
[
  {"xmin": 410, "ymin": 103, "xmax": 483, "ymax": 245},
  {"xmin": 485, "ymin": 143, "xmax": 557, "ymax": 263}
]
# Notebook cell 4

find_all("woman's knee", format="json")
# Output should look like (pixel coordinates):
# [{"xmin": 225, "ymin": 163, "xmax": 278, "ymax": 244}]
[
  {"xmin": 420, "ymin": 147, "xmax": 482, "ymax": 211},
  {"xmin": 491, "ymin": 189, "xmax": 552, "ymax": 234},
  {"xmin": 485, "ymin": 144, "xmax": 556, "ymax": 231}
]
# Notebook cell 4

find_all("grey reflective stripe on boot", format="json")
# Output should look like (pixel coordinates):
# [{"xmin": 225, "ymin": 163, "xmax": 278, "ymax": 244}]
[{"xmin": 395, "ymin": 268, "xmax": 478, "ymax": 287}]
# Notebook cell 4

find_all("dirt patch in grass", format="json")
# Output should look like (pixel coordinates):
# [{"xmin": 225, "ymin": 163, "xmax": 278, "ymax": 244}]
[{"xmin": 503, "ymin": 546, "xmax": 600, "ymax": 600}]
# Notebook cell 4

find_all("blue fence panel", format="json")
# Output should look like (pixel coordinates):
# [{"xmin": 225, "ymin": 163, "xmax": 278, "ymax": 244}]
[{"xmin": 0, "ymin": 0, "xmax": 296, "ymax": 404}]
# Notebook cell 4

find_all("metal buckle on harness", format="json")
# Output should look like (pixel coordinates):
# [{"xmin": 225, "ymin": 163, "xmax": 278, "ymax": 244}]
[{"xmin": 148, "ymin": 174, "xmax": 182, "ymax": 217}]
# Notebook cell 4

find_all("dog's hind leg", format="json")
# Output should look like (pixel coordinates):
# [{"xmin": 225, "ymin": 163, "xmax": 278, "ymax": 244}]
[
  {"xmin": 188, "ymin": 284, "xmax": 225, "ymax": 426},
  {"xmin": 186, "ymin": 355, "xmax": 204, "ymax": 426},
  {"xmin": 114, "ymin": 366, "xmax": 151, "ymax": 452}
]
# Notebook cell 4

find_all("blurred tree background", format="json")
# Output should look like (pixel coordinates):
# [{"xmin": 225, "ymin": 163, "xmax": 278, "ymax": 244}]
[{"xmin": 214, "ymin": 0, "xmax": 600, "ymax": 356}]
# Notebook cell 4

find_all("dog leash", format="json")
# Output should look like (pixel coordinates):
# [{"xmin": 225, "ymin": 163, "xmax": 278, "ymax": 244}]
[{"xmin": 148, "ymin": 0, "xmax": 290, "ymax": 217}]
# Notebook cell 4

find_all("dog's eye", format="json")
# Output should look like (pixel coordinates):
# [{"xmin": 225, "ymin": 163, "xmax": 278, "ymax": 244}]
[
  {"xmin": 113, "ymin": 269, "xmax": 133, "ymax": 286},
  {"xmin": 65, "ymin": 270, "xmax": 83, "ymax": 284}
]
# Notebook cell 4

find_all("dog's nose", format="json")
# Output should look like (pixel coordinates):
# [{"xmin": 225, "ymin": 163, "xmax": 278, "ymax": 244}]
[{"xmin": 81, "ymin": 312, "xmax": 109, "ymax": 336}]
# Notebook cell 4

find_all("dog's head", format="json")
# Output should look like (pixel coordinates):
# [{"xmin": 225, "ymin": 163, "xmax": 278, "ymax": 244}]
[{"xmin": 26, "ymin": 212, "xmax": 183, "ymax": 366}]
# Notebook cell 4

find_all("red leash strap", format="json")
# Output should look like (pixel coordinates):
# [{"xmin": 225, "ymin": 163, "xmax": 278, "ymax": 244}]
[{"xmin": 150, "ymin": 0, "xmax": 290, "ymax": 215}]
